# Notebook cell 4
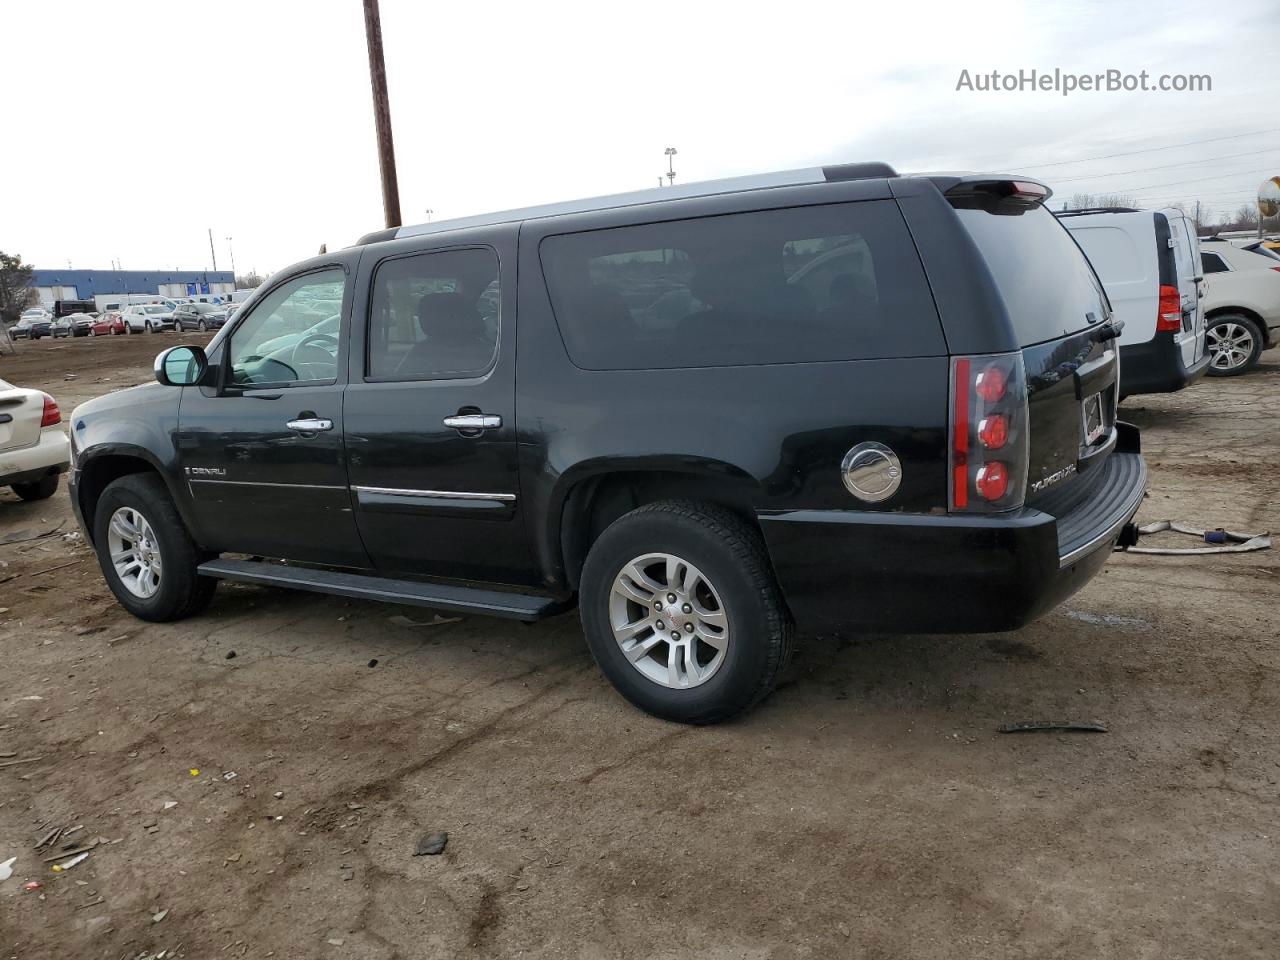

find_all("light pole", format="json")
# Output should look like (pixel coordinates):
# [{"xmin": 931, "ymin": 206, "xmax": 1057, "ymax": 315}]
[
  {"xmin": 425, "ymin": 208, "xmax": 433, "ymax": 221},
  {"xmin": 664, "ymin": 147, "xmax": 678, "ymax": 186},
  {"xmin": 363, "ymin": 0, "xmax": 402, "ymax": 229},
  {"xmin": 226, "ymin": 236, "xmax": 237, "ymax": 281}
]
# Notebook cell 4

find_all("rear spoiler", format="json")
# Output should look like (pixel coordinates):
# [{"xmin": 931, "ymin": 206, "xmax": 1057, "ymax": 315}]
[{"xmin": 931, "ymin": 175, "xmax": 1053, "ymax": 213}]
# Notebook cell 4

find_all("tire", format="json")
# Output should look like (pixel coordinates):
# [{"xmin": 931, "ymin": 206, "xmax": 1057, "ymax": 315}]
[
  {"xmin": 12, "ymin": 474, "xmax": 59, "ymax": 501},
  {"xmin": 92, "ymin": 473, "xmax": 216, "ymax": 622},
  {"xmin": 197, "ymin": 320, "xmax": 206, "ymax": 332},
  {"xmin": 145, "ymin": 321, "xmax": 154, "ymax": 334},
  {"xmin": 579, "ymin": 500, "xmax": 793, "ymax": 724},
  {"xmin": 1206, "ymin": 314, "xmax": 1263, "ymax": 377}
]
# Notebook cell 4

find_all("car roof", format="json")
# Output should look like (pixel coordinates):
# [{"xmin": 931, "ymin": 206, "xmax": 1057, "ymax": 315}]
[{"xmin": 355, "ymin": 162, "xmax": 912, "ymax": 245}]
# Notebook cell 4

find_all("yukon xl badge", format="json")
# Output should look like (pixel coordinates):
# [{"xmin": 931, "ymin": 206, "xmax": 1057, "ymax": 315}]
[
  {"xmin": 1029, "ymin": 462, "xmax": 1076, "ymax": 494},
  {"xmin": 185, "ymin": 466, "xmax": 227, "ymax": 478}
]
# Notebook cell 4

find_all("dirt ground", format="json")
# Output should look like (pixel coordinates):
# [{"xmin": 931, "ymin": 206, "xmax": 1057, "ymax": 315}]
[{"xmin": 1, "ymin": 333, "xmax": 1278, "ymax": 960}]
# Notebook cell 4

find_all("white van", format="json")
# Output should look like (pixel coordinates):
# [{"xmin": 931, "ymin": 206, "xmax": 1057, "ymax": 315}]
[{"xmin": 1059, "ymin": 206, "xmax": 1208, "ymax": 396}]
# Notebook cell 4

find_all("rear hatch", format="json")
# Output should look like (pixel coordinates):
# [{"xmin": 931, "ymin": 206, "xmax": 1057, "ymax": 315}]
[
  {"xmin": 0, "ymin": 384, "xmax": 43, "ymax": 454},
  {"xmin": 952, "ymin": 197, "xmax": 1120, "ymax": 509}
]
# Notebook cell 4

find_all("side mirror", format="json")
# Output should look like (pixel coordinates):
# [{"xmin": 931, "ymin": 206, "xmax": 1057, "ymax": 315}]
[{"xmin": 155, "ymin": 345, "xmax": 208, "ymax": 386}]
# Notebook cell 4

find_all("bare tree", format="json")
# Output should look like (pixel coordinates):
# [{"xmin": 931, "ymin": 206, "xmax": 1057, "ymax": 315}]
[
  {"xmin": 1065, "ymin": 192, "xmax": 1139, "ymax": 210},
  {"xmin": 1232, "ymin": 204, "xmax": 1260, "ymax": 229},
  {"xmin": 235, "ymin": 272, "xmax": 265, "ymax": 289},
  {"xmin": 0, "ymin": 251, "xmax": 37, "ymax": 351}
]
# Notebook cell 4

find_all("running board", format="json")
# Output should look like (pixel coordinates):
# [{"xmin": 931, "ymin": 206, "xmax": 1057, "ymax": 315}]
[{"xmin": 197, "ymin": 558, "xmax": 559, "ymax": 622}]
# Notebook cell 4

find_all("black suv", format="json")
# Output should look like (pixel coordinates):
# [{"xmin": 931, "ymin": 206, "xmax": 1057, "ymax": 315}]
[{"xmin": 68, "ymin": 163, "xmax": 1146, "ymax": 723}]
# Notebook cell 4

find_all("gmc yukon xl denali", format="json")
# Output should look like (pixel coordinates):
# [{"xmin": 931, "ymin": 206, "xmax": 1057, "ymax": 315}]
[{"xmin": 68, "ymin": 163, "xmax": 1146, "ymax": 723}]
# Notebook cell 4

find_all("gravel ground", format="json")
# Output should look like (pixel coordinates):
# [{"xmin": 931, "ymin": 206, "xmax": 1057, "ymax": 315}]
[{"xmin": 1, "ymin": 333, "xmax": 1278, "ymax": 959}]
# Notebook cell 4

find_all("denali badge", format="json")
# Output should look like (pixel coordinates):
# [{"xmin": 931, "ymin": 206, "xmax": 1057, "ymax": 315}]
[
  {"xmin": 185, "ymin": 466, "xmax": 227, "ymax": 478},
  {"xmin": 1030, "ymin": 463, "xmax": 1076, "ymax": 494}
]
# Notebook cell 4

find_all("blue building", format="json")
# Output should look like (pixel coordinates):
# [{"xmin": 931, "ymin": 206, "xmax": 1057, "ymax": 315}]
[{"xmin": 32, "ymin": 268, "xmax": 236, "ymax": 307}]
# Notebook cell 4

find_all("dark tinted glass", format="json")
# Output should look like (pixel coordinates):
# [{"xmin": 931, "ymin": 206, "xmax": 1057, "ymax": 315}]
[
  {"xmin": 367, "ymin": 248, "xmax": 499, "ymax": 380},
  {"xmin": 539, "ymin": 201, "xmax": 942, "ymax": 370},
  {"xmin": 956, "ymin": 205, "xmax": 1108, "ymax": 346},
  {"xmin": 1201, "ymin": 252, "xmax": 1228, "ymax": 273}
]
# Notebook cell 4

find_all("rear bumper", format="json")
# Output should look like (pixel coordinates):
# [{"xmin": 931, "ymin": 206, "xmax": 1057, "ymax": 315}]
[
  {"xmin": 0, "ymin": 429, "xmax": 71, "ymax": 487},
  {"xmin": 1119, "ymin": 333, "xmax": 1209, "ymax": 396},
  {"xmin": 759, "ymin": 426, "xmax": 1146, "ymax": 635}
]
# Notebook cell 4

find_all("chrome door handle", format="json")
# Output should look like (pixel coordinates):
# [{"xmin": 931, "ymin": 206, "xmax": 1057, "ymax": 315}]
[
  {"xmin": 286, "ymin": 417, "xmax": 333, "ymax": 433},
  {"xmin": 442, "ymin": 414, "xmax": 502, "ymax": 431}
]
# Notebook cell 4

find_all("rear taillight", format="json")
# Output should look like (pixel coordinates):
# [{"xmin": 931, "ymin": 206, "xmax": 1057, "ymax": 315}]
[
  {"xmin": 1156, "ymin": 284, "xmax": 1181, "ymax": 332},
  {"xmin": 40, "ymin": 394, "xmax": 61, "ymax": 427},
  {"xmin": 949, "ymin": 352, "xmax": 1029, "ymax": 513}
]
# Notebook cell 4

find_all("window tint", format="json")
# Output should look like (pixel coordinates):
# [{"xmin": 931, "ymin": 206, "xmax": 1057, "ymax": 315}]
[
  {"xmin": 367, "ymin": 248, "xmax": 499, "ymax": 380},
  {"xmin": 539, "ymin": 201, "xmax": 942, "ymax": 370},
  {"xmin": 227, "ymin": 268, "xmax": 345, "ymax": 386},
  {"xmin": 956, "ymin": 205, "xmax": 1108, "ymax": 346},
  {"xmin": 1201, "ymin": 252, "xmax": 1228, "ymax": 273},
  {"xmin": 1068, "ymin": 226, "xmax": 1144, "ymax": 284}
]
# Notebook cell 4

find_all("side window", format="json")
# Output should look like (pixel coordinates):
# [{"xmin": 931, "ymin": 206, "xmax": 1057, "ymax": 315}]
[
  {"xmin": 226, "ymin": 268, "xmax": 346, "ymax": 387},
  {"xmin": 539, "ymin": 201, "xmax": 942, "ymax": 370},
  {"xmin": 1201, "ymin": 252, "xmax": 1228, "ymax": 274},
  {"xmin": 366, "ymin": 247, "xmax": 499, "ymax": 380}
]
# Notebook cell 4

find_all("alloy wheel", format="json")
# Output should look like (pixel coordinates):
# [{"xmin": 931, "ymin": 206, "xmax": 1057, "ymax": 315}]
[
  {"xmin": 107, "ymin": 507, "xmax": 163, "ymax": 599},
  {"xmin": 1208, "ymin": 321, "xmax": 1255, "ymax": 372},
  {"xmin": 609, "ymin": 552, "xmax": 730, "ymax": 689}
]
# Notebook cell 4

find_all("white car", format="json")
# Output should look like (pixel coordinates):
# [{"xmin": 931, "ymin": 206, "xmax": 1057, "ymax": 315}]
[
  {"xmin": 122, "ymin": 303, "xmax": 176, "ymax": 333},
  {"xmin": 1059, "ymin": 206, "xmax": 1207, "ymax": 397},
  {"xmin": 0, "ymin": 379, "xmax": 70, "ymax": 501},
  {"xmin": 1199, "ymin": 238, "xmax": 1280, "ymax": 375}
]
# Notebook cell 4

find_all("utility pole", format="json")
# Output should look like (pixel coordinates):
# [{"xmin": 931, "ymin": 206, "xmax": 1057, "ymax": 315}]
[
  {"xmin": 665, "ymin": 147, "xmax": 678, "ymax": 186},
  {"xmin": 362, "ymin": 0, "xmax": 402, "ymax": 229},
  {"xmin": 208, "ymin": 228, "xmax": 218, "ymax": 271},
  {"xmin": 226, "ymin": 236, "xmax": 236, "ymax": 280}
]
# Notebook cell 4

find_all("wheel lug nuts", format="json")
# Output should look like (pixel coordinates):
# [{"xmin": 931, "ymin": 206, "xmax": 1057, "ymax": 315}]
[
  {"xmin": 667, "ymin": 593, "xmax": 677, "ymax": 603},
  {"xmin": 653, "ymin": 601, "xmax": 662, "ymax": 611},
  {"xmin": 682, "ymin": 603, "xmax": 692, "ymax": 614},
  {"xmin": 684, "ymin": 623, "xmax": 694, "ymax": 633},
  {"xmin": 656, "ymin": 620, "xmax": 665, "ymax": 631},
  {"xmin": 671, "ymin": 632, "xmax": 681, "ymax": 642}
]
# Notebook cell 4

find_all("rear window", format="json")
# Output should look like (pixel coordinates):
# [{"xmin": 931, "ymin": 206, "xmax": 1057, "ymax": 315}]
[
  {"xmin": 956, "ymin": 205, "xmax": 1108, "ymax": 346},
  {"xmin": 540, "ymin": 200, "xmax": 943, "ymax": 370}
]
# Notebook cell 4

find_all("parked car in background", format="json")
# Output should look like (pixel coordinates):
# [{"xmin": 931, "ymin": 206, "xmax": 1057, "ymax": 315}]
[
  {"xmin": 71, "ymin": 163, "xmax": 1146, "ymax": 723},
  {"xmin": 49, "ymin": 317, "xmax": 73, "ymax": 338},
  {"xmin": 0, "ymin": 377, "xmax": 70, "ymax": 500},
  {"xmin": 173, "ymin": 302, "xmax": 228, "ymax": 332},
  {"xmin": 122, "ymin": 303, "xmax": 175, "ymax": 333},
  {"xmin": 91, "ymin": 311, "xmax": 128, "ymax": 336},
  {"xmin": 1058, "ymin": 206, "xmax": 1207, "ymax": 397},
  {"xmin": 1199, "ymin": 238, "xmax": 1280, "ymax": 375},
  {"xmin": 11, "ymin": 309, "xmax": 51, "ymax": 339},
  {"xmin": 67, "ymin": 313, "xmax": 97, "ymax": 337}
]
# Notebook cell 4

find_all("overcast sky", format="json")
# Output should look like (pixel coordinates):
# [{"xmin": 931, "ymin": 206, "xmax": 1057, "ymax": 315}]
[{"xmin": 6, "ymin": 0, "xmax": 1276, "ymax": 277}]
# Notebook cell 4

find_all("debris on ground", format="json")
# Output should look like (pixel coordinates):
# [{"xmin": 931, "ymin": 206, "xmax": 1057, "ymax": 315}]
[
  {"xmin": 273, "ymin": 791, "xmax": 284, "ymax": 799},
  {"xmin": 998, "ymin": 720, "xmax": 1108, "ymax": 734},
  {"xmin": 1123, "ymin": 520, "xmax": 1271, "ymax": 555},
  {"xmin": 223, "ymin": 771, "xmax": 238, "ymax": 781},
  {"xmin": 23, "ymin": 880, "xmax": 42, "ymax": 891},
  {"xmin": 414, "ymin": 831, "xmax": 449, "ymax": 856},
  {"xmin": 50, "ymin": 851, "xmax": 89, "ymax": 871},
  {"xmin": 0, "ymin": 756, "xmax": 45, "ymax": 769},
  {"xmin": 153, "ymin": 908, "xmax": 169, "ymax": 923},
  {"xmin": 0, "ymin": 856, "xmax": 15, "ymax": 881},
  {"xmin": 367, "ymin": 659, "xmax": 378, "ymax": 668}
]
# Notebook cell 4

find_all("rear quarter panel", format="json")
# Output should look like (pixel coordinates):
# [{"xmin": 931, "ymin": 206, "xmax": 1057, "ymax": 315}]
[{"xmin": 514, "ymin": 187, "xmax": 950, "ymax": 590}]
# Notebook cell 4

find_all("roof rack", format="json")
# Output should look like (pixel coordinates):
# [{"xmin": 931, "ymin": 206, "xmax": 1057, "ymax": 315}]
[
  {"xmin": 1054, "ymin": 206, "xmax": 1141, "ymax": 217},
  {"xmin": 358, "ymin": 162, "xmax": 900, "ymax": 245}
]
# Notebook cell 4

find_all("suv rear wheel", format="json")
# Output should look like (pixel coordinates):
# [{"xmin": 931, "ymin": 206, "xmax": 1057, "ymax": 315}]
[
  {"xmin": 1206, "ymin": 314, "xmax": 1263, "ymax": 376},
  {"xmin": 92, "ymin": 473, "xmax": 216, "ymax": 621},
  {"xmin": 580, "ymin": 501, "xmax": 792, "ymax": 724}
]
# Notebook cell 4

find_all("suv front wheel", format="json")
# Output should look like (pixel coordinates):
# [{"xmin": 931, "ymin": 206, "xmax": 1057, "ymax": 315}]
[
  {"xmin": 92, "ymin": 473, "xmax": 217, "ymax": 621},
  {"xmin": 580, "ymin": 501, "xmax": 793, "ymax": 724}
]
